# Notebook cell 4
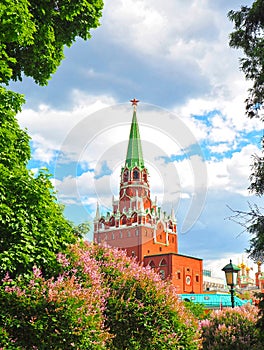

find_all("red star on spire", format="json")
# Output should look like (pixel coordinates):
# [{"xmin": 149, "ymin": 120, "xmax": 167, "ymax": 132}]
[{"xmin": 130, "ymin": 98, "xmax": 139, "ymax": 106}]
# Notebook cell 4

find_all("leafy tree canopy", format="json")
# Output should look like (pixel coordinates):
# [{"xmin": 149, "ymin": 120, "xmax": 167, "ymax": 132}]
[
  {"xmin": 0, "ymin": 0, "xmax": 103, "ymax": 279},
  {"xmin": 228, "ymin": 1, "xmax": 264, "ymax": 265},
  {"xmin": 0, "ymin": 87, "xmax": 76, "ymax": 279},
  {"xmin": 0, "ymin": 0, "xmax": 103, "ymax": 85},
  {"xmin": 71, "ymin": 221, "xmax": 91, "ymax": 239},
  {"xmin": 228, "ymin": 0, "xmax": 264, "ymax": 118}
]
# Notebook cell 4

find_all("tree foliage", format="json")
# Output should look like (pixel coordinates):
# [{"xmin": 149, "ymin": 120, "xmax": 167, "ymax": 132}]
[
  {"xmin": 71, "ymin": 221, "xmax": 91, "ymax": 239},
  {"xmin": 228, "ymin": 0, "xmax": 264, "ymax": 118},
  {"xmin": 0, "ymin": 87, "xmax": 76, "ymax": 279},
  {"xmin": 229, "ymin": 1, "xmax": 264, "ymax": 336},
  {"xmin": 229, "ymin": 2, "xmax": 264, "ymax": 198},
  {"xmin": 228, "ymin": 1, "xmax": 264, "ymax": 264},
  {"xmin": 0, "ymin": 0, "xmax": 104, "ymax": 278},
  {"xmin": 0, "ymin": 0, "xmax": 103, "ymax": 85},
  {"xmin": 228, "ymin": 204, "xmax": 264, "ymax": 263}
]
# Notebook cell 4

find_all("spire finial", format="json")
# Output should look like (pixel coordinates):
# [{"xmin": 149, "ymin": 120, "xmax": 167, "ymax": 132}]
[{"xmin": 130, "ymin": 98, "xmax": 139, "ymax": 111}]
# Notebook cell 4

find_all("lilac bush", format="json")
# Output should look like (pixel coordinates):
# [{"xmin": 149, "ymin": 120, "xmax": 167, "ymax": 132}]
[
  {"xmin": 69, "ymin": 242, "xmax": 201, "ymax": 350},
  {"xmin": 1, "ymin": 241, "xmax": 202, "ymax": 349},
  {"xmin": 0, "ymin": 255, "xmax": 110, "ymax": 349},
  {"xmin": 200, "ymin": 303, "xmax": 262, "ymax": 350}
]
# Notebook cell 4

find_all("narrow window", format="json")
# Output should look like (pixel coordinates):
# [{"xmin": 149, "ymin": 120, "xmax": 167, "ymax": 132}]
[{"xmin": 133, "ymin": 170, "xmax": 139, "ymax": 180}]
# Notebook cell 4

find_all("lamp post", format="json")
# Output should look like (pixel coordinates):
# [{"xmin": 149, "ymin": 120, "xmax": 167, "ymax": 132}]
[{"xmin": 222, "ymin": 260, "xmax": 240, "ymax": 308}]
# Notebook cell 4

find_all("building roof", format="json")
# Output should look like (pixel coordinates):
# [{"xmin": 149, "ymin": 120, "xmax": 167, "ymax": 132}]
[
  {"xmin": 125, "ymin": 110, "xmax": 145, "ymax": 170},
  {"xmin": 145, "ymin": 252, "xmax": 203, "ymax": 261},
  {"xmin": 179, "ymin": 293, "xmax": 251, "ymax": 308}
]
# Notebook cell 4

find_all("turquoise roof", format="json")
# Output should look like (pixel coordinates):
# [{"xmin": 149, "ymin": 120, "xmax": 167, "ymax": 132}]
[
  {"xmin": 179, "ymin": 293, "xmax": 251, "ymax": 308},
  {"xmin": 125, "ymin": 110, "xmax": 145, "ymax": 170}
]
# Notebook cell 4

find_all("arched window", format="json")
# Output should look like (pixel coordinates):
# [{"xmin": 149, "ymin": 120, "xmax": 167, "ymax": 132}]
[
  {"xmin": 99, "ymin": 218, "xmax": 105, "ymax": 230},
  {"xmin": 123, "ymin": 170, "xmax": 129, "ymax": 182},
  {"xmin": 131, "ymin": 212, "xmax": 138, "ymax": 223},
  {"xmin": 146, "ymin": 214, "xmax": 151, "ymax": 223},
  {"xmin": 120, "ymin": 215, "xmax": 127, "ymax": 225},
  {"xmin": 160, "ymin": 259, "xmax": 167, "ymax": 267},
  {"xmin": 133, "ymin": 169, "xmax": 139, "ymax": 180},
  {"xmin": 149, "ymin": 261, "xmax": 155, "ymax": 269},
  {"xmin": 109, "ymin": 216, "xmax": 115, "ymax": 226}
]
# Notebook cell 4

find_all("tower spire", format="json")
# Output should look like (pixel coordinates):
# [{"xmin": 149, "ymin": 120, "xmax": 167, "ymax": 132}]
[
  {"xmin": 125, "ymin": 99, "xmax": 144, "ymax": 170},
  {"xmin": 94, "ymin": 202, "xmax": 100, "ymax": 221}
]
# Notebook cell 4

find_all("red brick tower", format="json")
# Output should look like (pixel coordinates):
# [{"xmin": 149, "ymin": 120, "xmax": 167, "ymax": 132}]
[{"xmin": 93, "ymin": 100, "xmax": 203, "ymax": 293}]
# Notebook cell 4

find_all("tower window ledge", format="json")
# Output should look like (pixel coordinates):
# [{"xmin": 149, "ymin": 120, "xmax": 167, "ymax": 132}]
[{"xmin": 154, "ymin": 242, "xmax": 167, "ymax": 246}]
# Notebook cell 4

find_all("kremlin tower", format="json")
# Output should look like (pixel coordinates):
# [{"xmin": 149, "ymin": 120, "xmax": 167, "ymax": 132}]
[{"xmin": 93, "ymin": 99, "xmax": 203, "ymax": 294}]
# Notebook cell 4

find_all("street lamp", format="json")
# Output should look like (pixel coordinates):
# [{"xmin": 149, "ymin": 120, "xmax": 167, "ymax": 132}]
[{"xmin": 222, "ymin": 259, "xmax": 240, "ymax": 308}]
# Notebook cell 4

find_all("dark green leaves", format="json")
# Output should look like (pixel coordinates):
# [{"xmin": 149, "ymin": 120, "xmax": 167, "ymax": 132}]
[
  {"xmin": 228, "ymin": 1, "xmax": 264, "ymax": 117},
  {"xmin": 0, "ymin": 0, "xmax": 104, "ymax": 85},
  {"xmin": 0, "ymin": 87, "xmax": 76, "ymax": 279}
]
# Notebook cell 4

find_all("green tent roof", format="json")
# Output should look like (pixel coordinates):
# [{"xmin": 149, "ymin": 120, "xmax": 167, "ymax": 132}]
[{"xmin": 125, "ymin": 110, "xmax": 145, "ymax": 170}]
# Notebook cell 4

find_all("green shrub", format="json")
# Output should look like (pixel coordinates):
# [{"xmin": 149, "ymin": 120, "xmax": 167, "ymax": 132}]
[
  {"xmin": 0, "ymin": 260, "xmax": 110, "ymax": 349},
  {"xmin": 1, "ymin": 242, "xmax": 202, "ymax": 349},
  {"xmin": 200, "ymin": 303, "xmax": 262, "ymax": 350},
  {"xmin": 184, "ymin": 301, "xmax": 208, "ymax": 320},
  {"xmin": 69, "ymin": 242, "xmax": 201, "ymax": 350}
]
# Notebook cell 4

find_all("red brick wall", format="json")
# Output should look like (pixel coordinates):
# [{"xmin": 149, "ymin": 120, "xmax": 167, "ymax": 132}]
[
  {"xmin": 144, "ymin": 254, "xmax": 203, "ymax": 294},
  {"xmin": 94, "ymin": 223, "xmax": 203, "ymax": 294}
]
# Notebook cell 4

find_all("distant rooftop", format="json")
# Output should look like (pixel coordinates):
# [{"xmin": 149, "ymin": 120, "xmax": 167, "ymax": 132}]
[{"xmin": 179, "ymin": 293, "xmax": 251, "ymax": 309}]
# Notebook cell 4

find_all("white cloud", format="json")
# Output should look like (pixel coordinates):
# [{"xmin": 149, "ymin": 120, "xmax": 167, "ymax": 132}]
[
  {"xmin": 204, "ymin": 253, "xmax": 258, "ymax": 280},
  {"xmin": 102, "ymin": 0, "xmax": 251, "ymax": 108},
  {"xmin": 207, "ymin": 144, "xmax": 259, "ymax": 195},
  {"xmin": 17, "ymin": 92, "xmax": 116, "ymax": 164}
]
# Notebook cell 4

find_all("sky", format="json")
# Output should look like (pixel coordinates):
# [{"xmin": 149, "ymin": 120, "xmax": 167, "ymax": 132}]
[{"xmin": 11, "ymin": 0, "xmax": 263, "ymax": 279}]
